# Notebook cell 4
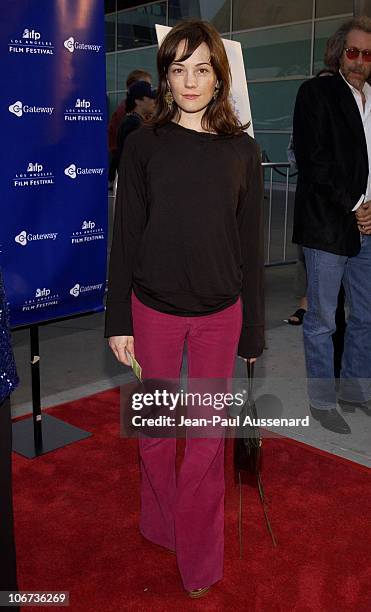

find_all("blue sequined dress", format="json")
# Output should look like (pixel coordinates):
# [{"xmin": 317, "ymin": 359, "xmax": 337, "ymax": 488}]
[{"xmin": 0, "ymin": 269, "xmax": 19, "ymax": 403}]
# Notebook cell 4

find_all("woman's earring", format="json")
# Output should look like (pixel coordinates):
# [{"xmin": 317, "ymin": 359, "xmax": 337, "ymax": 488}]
[
  {"xmin": 213, "ymin": 82, "xmax": 220, "ymax": 100},
  {"xmin": 165, "ymin": 88, "xmax": 174, "ymax": 110}
]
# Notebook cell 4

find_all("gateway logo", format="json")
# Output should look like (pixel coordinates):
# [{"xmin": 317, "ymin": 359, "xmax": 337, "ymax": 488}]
[
  {"xmin": 64, "ymin": 164, "xmax": 77, "ymax": 179},
  {"xmin": 63, "ymin": 36, "xmax": 101, "ymax": 53},
  {"xmin": 9, "ymin": 100, "xmax": 54, "ymax": 117},
  {"xmin": 15, "ymin": 231, "xmax": 27, "ymax": 246},
  {"xmin": 64, "ymin": 164, "xmax": 104, "ymax": 179},
  {"xmin": 70, "ymin": 283, "xmax": 103, "ymax": 297},
  {"xmin": 15, "ymin": 230, "xmax": 58, "ymax": 246},
  {"xmin": 9, "ymin": 101, "xmax": 22, "ymax": 117}
]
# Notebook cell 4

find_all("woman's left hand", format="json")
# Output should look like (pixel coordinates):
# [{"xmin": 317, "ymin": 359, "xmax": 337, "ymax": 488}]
[{"xmin": 240, "ymin": 357, "xmax": 257, "ymax": 364}]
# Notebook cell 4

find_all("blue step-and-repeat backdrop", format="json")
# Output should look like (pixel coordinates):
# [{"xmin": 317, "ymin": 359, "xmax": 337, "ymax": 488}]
[{"xmin": 0, "ymin": 0, "xmax": 107, "ymax": 328}]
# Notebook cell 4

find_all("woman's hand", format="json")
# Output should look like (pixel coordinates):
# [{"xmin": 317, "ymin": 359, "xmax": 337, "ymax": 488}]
[
  {"xmin": 240, "ymin": 357, "xmax": 257, "ymax": 364},
  {"xmin": 108, "ymin": 335, "xmax": 134, "ymax": 366}
]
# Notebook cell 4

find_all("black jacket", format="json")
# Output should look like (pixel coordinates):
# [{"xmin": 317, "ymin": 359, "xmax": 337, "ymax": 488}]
[{"xmin": 292, "ymin": 73, "xmax": 368, "ymax": 256}]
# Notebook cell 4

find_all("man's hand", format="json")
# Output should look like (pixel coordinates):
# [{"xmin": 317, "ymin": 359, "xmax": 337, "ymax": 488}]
[
  {"xmin": 108, "ymin": 335, "xmax": 134, "ymax": 366},
  {"xmin": 356, "ymin": 200, "xmax": 371, "ymax": 234}
]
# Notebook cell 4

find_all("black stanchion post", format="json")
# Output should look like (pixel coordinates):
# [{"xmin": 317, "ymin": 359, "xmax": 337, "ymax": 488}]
[
  {"xmin": 12, "ymin": 323, "xmax": 92, "ymax": 459},
  {"xmin": 30, "ymin": 325, "xmax": 42, "ymax": 451}
]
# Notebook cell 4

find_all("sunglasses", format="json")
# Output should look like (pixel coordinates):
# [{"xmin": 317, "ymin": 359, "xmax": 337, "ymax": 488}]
[{"xmin": 344, "ymin": 46, "xmax": 371, "ymax": 62}]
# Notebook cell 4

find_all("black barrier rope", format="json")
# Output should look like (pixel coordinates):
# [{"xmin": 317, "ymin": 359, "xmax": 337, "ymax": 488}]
[{"xmin": 261, "ymin": 151, "xmax": 298, "ymax": 179}]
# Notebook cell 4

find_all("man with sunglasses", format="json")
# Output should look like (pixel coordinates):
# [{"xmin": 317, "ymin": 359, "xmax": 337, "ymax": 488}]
[{"xmin": 293, "ymin": 17, "xmax": 371, "ymax": 433}]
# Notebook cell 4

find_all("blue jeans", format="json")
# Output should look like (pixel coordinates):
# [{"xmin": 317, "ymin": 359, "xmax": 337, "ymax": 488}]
[{"xmin": 303, "ymin": 236, "xmax": 371, "ymax": 410}]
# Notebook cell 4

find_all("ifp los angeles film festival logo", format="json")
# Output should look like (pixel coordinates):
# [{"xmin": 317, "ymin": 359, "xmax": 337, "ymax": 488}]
[
  {"xmin": 8, "ymin": 27, "xmax": 54, "ymax": 55},
  {"xmin": 12, "ymin": 161, "xmax": 54, "ymax": 188},
  {"xmin": 8, "ymin": 100, "xmax": 54, "ymax": 118},
  {"xmin": 71, "ymin": 220, "xmax": 105, "ymax": 245},
  {"xmin": 64, "ymin": 98, "xmax": 103, "ymax": 122},
  {"xmin": 64, "ymin": 163, "xmax": 105, "ymax": 179},
  {"xmin": 63, "ymin": 36, "xmax": 101, "ymax": 54},
  {"xmin": 69, "ymin": 282, "xmax": 103, "ymax": 298},
  {"xmin": 15, "ymin": 229, "xmax": 58, "ymax": 247},
  {"xmin": 22, "ymin": 287, "xmax": 60, "ymax": 313}
]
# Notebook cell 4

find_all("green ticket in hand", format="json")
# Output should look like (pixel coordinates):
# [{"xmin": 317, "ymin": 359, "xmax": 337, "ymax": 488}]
[{"xmin": 126, "ymin": 349, "xmax": 142, "ymax": 382}]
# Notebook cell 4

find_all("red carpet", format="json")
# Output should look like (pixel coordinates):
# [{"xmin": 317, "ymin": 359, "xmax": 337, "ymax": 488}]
[{"xmin": 12, "ymin": 388, "xmax": 371, "ymax": 611}]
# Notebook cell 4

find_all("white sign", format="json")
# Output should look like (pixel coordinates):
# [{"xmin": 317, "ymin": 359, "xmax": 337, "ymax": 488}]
[{"xmin": 155, "ymin": 24, "xmax": 253, "ymax": 137}]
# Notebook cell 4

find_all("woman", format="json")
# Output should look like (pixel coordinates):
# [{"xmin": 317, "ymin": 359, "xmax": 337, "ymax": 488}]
[
  {"xmin": 105, "ymin": 20, "xmax": 264, "ymax": 598},
  {"xmin": 0, "ymin": 267, "xmax": 19, "ymax": 609}
]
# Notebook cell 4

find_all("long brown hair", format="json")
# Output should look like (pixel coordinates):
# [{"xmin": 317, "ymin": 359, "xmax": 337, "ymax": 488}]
[
  {"xmin": 150, "ymin": 19, "xmax": 249, "ymax": 135},
  {"xmin": 325, "ymin": 16, "xmax": 371, "ymax": 73}
]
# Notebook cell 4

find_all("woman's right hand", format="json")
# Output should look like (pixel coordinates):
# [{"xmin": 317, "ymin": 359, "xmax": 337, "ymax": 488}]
[{"xmin": 108, "ymin": 335, "xmax": 134, "ymax": 366}]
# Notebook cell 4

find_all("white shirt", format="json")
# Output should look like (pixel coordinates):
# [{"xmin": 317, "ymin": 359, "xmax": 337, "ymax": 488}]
[{"xmin": 340, "ymin": 70, "xmax": 371, "ymax": 209}]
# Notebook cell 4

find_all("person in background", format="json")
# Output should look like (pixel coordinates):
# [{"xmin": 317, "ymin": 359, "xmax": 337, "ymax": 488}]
[
  {"xmin": 286, "ymin": 69, "xmax": 335, "ymax": 326},
  {"xmin": 116, "ymin": 81, "xmax": 157, "ymax": 167},
  {"xmin": 0, "ymin": 268, "xmax": 19, "ymax": 611},
  {"xmin": 105, "ymin": 19, "xmax": 264, "ymax": 598},
  {"xmin": 293, "ymin": 17, "xmax": 371, "ymax": 434},
  {"xmin": 108, "ymin": 69, "xmax": 152, "ymax": 187},
  {"xmin": 287, "ymin": 68, "xmax": 347, "ymax": 379}
]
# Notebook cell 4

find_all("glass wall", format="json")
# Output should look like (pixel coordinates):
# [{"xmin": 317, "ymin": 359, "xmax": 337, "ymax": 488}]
[{"xmin": 105, "ymin": 0, "xmax": 353, "ymax": 162}]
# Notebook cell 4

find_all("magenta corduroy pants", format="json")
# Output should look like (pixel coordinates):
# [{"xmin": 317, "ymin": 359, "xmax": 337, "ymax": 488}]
[{"xmin": 131, "ymin": 292, "xmax": 242, "ymax": 591}]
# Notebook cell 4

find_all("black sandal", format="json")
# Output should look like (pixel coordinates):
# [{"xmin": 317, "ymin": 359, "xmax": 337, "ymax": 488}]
[{"xmin": 285, "ymin": 308, "xmax": 306, "ymax": 326}]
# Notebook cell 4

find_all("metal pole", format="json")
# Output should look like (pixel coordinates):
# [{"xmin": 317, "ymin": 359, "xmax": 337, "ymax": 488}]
[
  {"xmin": 30, "ymin": 325, "xmax": 42, "ymax": 451},
  {"xmin": 267, "ymin": 167, "xmax": 273, "ymax": 264},
  {"xmin": 283, "ymin": 166, "xmax": 290, "ymax": 262},
  {"xmin": 13, "ymin": 317, "xmax": 92, "ymax": 459}
]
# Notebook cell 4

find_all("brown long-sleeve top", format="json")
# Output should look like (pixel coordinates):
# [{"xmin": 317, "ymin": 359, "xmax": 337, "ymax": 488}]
[{"xmin": 105, "ymin": 121, "xmax": 265, "ymax": 358}]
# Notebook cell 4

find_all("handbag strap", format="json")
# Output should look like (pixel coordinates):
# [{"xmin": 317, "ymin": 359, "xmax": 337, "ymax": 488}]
[
  {"xmin": 238, "ymin": 360, "xmax": 277, "ymax": 555},
  {"xmin": 246, "ymin": 360, "xmax": 254, "ymax": 399}
]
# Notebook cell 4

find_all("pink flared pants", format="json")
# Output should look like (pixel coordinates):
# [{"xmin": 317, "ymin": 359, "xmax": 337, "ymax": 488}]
[{"xmin": 132, "ymin": 292, "xmax": 242, "ymax": 591}]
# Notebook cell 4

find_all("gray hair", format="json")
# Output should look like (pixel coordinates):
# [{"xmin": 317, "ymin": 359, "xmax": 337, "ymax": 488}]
[{"xmin": 325, "ymin": 16, "xmax": 371, "ymax": 72}]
